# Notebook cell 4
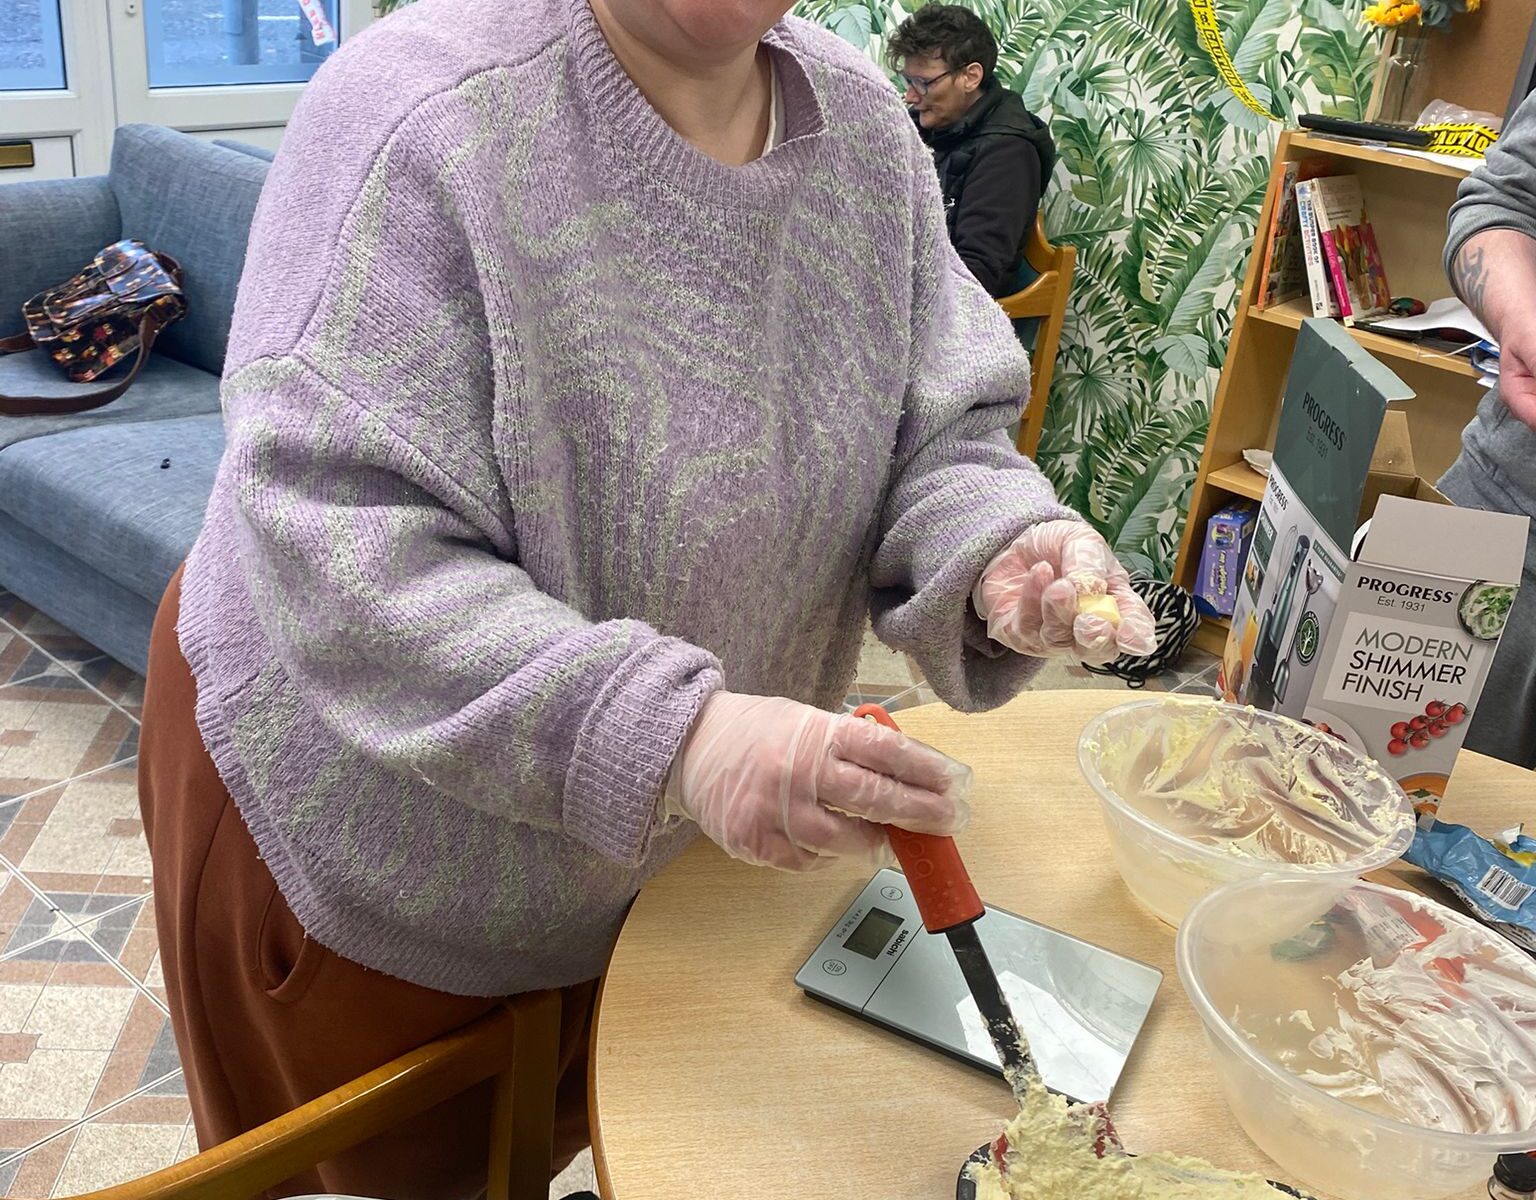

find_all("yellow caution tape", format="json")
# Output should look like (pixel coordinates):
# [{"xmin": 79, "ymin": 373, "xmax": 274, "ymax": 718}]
[
  {"xmin": 1415, "ymin": 122, "xmax": 1499, "ymax": 158},
  {"xmin": 1188, "ymin": 0, "xmax": 1280, "ymax": 121}
]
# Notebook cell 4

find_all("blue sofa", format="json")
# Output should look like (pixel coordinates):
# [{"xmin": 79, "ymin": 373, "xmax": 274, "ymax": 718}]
[{"xmin": 0, "ymin": 126, "xmax": 270, "ymax": 674}]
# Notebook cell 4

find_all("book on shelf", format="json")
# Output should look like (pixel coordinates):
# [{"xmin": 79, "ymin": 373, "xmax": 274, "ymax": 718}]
[
  {"xmin": 1256, "ymin": 158, "xmax": 1335, "ymax": 311},
  {"xmin": 1293, "ymin": 179, "xmax": 1338, "ymax": 320},
  {"xmin": 1306, "ymin": 174, "xmax": 1392, "ymax": 326}
]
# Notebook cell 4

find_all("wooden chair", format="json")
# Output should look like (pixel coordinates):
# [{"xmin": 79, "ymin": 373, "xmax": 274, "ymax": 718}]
[
  {"xmin": 995, "ymin": 215, "xmax": 1076, "ymax": 460},
  {"xmin": 63, "ymin": 991, "xmax": 563, "ymax": 1200}
]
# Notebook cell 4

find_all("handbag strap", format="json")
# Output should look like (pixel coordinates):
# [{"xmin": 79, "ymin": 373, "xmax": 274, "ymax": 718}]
[{"xmin": 0, "ymin": 308, "xmax": 170, "ymax": 417}]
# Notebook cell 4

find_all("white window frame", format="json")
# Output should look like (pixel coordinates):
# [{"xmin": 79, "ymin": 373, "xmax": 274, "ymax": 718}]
[
  {"xmin": 0, "ymin": 3, "xmax": 117, "ymax": 176},
  {"xmin": 0, "ymin": 0, "xmax": 378, "ymax": 180},
  {"xmin": 106, "ymin": 0, "xmax": 375, "ymax": 131}
]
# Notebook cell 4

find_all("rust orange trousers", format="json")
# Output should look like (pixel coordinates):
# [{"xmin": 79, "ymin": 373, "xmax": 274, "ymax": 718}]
[{"xmin": 138, "ymin": 567, "xmax": 594, "ymax": 1198}]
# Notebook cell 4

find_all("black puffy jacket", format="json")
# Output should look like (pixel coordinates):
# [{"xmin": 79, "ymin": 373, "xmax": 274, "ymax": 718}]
[{"xmin": 918, "ymin": 82, "xmax": 1057, "ymax": 298}]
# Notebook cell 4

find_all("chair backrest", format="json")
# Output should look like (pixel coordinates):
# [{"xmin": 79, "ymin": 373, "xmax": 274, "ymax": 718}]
[
  {"xmin": 58, "ymin": 992, "xmax": 562, "ymax": 1200},
  {"xmin": 995, "ymin": 216, "xmax": 1075, "ymax": 458}
]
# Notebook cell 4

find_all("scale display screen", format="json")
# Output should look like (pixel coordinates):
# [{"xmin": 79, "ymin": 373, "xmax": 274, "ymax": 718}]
[{"xmin": 843, "ymin": 906, "xmax": 904, "ymax": 959}]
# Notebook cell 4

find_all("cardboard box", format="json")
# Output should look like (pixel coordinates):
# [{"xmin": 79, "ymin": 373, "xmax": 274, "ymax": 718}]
[
  {"xmin": 1218, "ymin": 319, "xmax": 1529, "ymax": 809},
  {"xmin": 1311, "ymin": 495, "xmax": 1527, "ymax": 816},
  {"xmin": 1194, "ymin": 500, "xmax": 1258, "ymax": 618}
]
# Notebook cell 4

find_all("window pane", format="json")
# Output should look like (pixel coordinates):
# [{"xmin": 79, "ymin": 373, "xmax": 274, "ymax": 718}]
[
  {"xmin": 0, "ymin": 0, "xmax": 67, "ymax": 92},
  {"xmin": 144, "ymin": 0, "xmax": 340, "ymax": 89}
]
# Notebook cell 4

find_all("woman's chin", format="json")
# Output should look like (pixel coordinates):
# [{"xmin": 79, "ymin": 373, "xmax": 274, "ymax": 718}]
[{"xmin": 603, "ymin": 0, "xmax": 793, "ymax": 59}]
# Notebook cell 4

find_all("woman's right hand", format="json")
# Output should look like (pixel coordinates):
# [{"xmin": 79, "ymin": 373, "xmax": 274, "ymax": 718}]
[{"xmin": 663, "ymin": 693, "xmax": 973, "ymax": 871}]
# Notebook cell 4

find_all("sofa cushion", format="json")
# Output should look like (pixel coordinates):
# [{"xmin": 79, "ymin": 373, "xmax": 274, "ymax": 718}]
[
  {"xmin": 0, "ymin": 414, "xmax": 224, "ymax": 603},
  {"xmin": 0, "ymin": 513, "xmax": 160, "ymax": 676},
  {"xmin": 110, "ymin": 125, "xmax": 268, "ymax": 377},
  {"xmin": 0, "ymin": 351, "xmax": 220, "ymax": 450},
  {"xmin": 0, "ymin": 176, "xmax": 121, "ymax": 343}
]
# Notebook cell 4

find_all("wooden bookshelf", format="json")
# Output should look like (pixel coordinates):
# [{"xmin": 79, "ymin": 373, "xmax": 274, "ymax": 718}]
[
  {"xmin": 1247, "ymin": 298, "xmax": 1481, "ymax": 379},
  {"xmin": 1173, "ymin": 129, "xmax": 1487, "ymax": 660},
  {"xmin": 1285, "ymin": 131, "xmax": 1475, "ymax": 181},
  {"xmin": 1204, "ymin": 462, "xmax": 1268, "ymax": 503}
]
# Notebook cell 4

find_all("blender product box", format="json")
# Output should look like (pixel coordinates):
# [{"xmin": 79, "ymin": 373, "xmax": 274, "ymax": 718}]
[
  {"xmin": 1309, "ymin": 495, "xmax": 1526, "ymax": 816},
  {"xmin": 1194, "ymin": 500, "xmax": 1257, "ymax": 618},
  {"xmin": 1219, "ymin": 318, "xmax": 1528, "ymax": 808}
]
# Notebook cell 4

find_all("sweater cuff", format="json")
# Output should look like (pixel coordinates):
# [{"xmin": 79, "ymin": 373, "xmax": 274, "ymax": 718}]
[{"xmin": 564, "ymin": 638, "xmax": 722, "ymax": 867}]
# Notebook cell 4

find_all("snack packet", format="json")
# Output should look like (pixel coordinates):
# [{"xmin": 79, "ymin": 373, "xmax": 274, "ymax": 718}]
[{"xmin": 1403, "ymin": 819, "xmax": 1536, "ymax": 952}]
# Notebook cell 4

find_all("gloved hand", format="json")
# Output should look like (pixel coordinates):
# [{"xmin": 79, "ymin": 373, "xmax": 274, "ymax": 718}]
[
  {"xmin": 664, "ymin": 692, "xmax": 973, "ymax": 871},
  {"xmin": 973, "ymin": 520, "xmax": 1158, "ymax": 666}
]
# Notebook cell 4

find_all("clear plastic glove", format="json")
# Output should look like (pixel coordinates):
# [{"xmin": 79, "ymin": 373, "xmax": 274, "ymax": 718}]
[
  {"xmin": 973, "ymin": 520, "xmax": 1158, "ymax": 666},
  {"xmin": 663, "ymin": 693, "xmax": 973, "ymax": 872}
]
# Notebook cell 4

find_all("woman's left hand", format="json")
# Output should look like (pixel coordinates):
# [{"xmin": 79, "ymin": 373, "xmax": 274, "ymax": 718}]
[{"xmin": 973, "ymin": 520, "xmax": 1158, "ymax": 665}]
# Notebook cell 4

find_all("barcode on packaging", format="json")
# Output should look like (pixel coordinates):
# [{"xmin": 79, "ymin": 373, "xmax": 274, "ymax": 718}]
[{"xmin": 1475, "ymin": 865, "xmax": 1536, "ymax": 911}]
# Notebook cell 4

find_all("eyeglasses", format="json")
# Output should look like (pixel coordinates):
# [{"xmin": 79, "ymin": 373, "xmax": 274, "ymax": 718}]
[{"xmin": 899, "ymin": 69, "xmax": 955, "ymax": 97}]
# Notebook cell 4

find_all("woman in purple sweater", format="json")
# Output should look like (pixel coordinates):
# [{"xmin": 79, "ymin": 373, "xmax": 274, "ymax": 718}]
[{"xmin": 138, "ymin": 0, "xmax": 1154, "ymax": 1193}]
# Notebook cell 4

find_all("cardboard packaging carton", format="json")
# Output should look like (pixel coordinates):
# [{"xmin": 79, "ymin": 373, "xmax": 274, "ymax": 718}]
[{"xmin": 1218, "ymin": 319, "xmax": 1529, "ymax": 811}]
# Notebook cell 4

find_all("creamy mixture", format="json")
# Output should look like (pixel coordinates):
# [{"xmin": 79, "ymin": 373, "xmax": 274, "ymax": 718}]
[
  {"xmin": 967, "ymin": 1075, "xmax": 1278, "ymax": 1200},
  {"xmin": 1274, "ymin": 919, "xmax": 1536, "ymax": 1133},
  {"xmin": 1086, "ymin": 702, "xmax": 1408, "ymax": 865}
]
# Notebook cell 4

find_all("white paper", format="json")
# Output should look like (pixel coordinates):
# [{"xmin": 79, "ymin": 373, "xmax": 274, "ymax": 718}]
[
  {"xmin": 1391, "ymin": 147, "xmax": 1482, "ymax": 174},
  {"xmin": 1368, "ymin": 297, "xmax": 1493, "ymax": 344},
  {"xmin": 1243, "ymin": 448, "xmax": 1273, "ymax": 477}
]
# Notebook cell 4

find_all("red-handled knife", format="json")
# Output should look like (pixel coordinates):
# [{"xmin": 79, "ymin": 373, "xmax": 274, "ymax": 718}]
[{"xmin": 853, "ymin": 703, "xmax": 1033, "ymax": 1096}]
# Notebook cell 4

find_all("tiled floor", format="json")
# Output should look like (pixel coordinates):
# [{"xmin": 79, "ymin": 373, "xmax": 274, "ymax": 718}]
[
  {"xmin": 0, "ymin": 603, "xmax": 181, "ymax": 1198},
  {"xmin": 0, "ymin": 593, "xmax": 1213, "ymax": 1198}
]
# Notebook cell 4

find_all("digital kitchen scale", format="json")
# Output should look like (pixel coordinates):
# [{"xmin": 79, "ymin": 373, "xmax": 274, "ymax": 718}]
[{"xmin": 797, "ymin": 868, "xmax": 1162, "ymax": 1104}]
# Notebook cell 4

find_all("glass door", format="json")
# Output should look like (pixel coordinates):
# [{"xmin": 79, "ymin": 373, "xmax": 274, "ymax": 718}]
[
  {"xmin": 0, "ymin": 1, "xmax": 116, "ymax": 178},
  {"xmin": 107, "ymin": 0, "xmax": 373, "ymax": 136},
  {"xmin": 1, "ymin": 1, "xmax": 67, "ymax": 90}
]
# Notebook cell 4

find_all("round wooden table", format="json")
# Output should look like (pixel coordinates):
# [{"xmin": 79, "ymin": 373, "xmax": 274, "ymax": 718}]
[{"xmin": 589, "ymin": 691, "xmax": 1530, "ymax": 1200}]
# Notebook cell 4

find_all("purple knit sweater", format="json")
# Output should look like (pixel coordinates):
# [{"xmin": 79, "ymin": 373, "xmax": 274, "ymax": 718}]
[{"xmin": 178, "ymin": 0, "xmax": 1075, "ymax": 996}]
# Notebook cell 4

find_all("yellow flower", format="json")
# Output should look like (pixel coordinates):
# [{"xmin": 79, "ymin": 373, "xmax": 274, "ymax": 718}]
[
  {"xmin": 1465, "ymin": 0, "xmax": 1482, "ymax": 10},
  {"xmin": 1363, "ymin": 0, "xmax": 1424, "ymax": 25}
]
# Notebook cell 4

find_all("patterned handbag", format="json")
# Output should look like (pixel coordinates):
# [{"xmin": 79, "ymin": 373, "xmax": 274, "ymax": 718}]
[{"xmin": 0, "ymin": 239, "xmax": 187, "ymax": 416}]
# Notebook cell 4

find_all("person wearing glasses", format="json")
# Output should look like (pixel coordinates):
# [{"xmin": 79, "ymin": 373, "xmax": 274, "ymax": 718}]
[
  {"xmin": 138, "ymin": 0, "xmax": 1155, "ymax": 1196},
  {"xmin": 888, "ymin": 4, "xmax": 1056, "ymax": 300}
]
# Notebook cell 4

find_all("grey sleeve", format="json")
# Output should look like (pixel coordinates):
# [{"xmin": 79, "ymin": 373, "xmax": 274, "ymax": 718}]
[{"xmin": 1445, "ymin": 91, "xmax": 1536, "ymax": 276}]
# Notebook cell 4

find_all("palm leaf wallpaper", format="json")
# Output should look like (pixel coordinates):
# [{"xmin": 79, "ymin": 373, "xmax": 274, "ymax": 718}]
[{"xmin": 796, "ymin": 0, "xmax": 1378, "ymax": 575}]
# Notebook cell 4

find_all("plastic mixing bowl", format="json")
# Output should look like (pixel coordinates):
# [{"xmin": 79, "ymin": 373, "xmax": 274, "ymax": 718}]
[
  {"xmin": 1077, "ymin": 699, "xmax": 1414, "ymax": 924},
  {"xmin": 1178, "ymin": 876, "xmax": 1536, "ymax": 1200}
]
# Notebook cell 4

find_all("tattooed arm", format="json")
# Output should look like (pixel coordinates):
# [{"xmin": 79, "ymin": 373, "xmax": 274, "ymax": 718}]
[
  {"xmin": 1446, "ymin": 93, "xmax": 1536, "ymax": 431},
  {"xmin": 1450, "ymin": 228, "xmax": 1536, "ymax": 337},
  {"xmin": 1449, "ymin": 230, "xmax": 1536, "ymax": 431}
]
